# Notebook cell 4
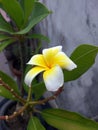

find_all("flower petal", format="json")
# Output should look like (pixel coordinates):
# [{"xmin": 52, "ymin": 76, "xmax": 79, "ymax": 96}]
[
  {"xmin": 27, "ymin": 54, "xmax": 47, "ymax": 68},
  {"xmin": 54, "ymin": 52, "xmax": 77, "ymax": 70},
  {"xmin": 43, "ymin": 66, "xmax": 64, "ymax": 91},
  {"xmin": 42, "ymin": 46, "xmax": 62, "ymax": 67},
  {"xmin": 25, "ymin": 67, "xmax": 45, "ymax": 87}
]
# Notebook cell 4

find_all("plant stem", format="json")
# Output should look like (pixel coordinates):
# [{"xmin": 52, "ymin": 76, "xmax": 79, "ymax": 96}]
[
  {"xmin": 0, "ymin": 78, "xmax": 26, "ymax": 104},
  {"xmin": 27, "ymin": 86, "xmax": 32, "ymax": 102},
  {"xmin": 0, "ymin": 103, "xmax": 28, "ymax": 120},
  {"xmin": 18, "ymin": 40, "xmax": 25, "ymax": 97},
  {"xmin": 29, "ymin": 86, "xmax": 64, "ymax": 105}
]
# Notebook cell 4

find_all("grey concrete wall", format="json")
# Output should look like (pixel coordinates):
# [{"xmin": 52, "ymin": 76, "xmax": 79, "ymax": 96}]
[{"xmin": 38, "ymin": 0, "xmax": 98, "ymax": 118}]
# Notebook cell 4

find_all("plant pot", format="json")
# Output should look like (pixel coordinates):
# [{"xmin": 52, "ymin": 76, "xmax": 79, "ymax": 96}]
[
  {"xmin": 0, "ymin": 99, "xmax": 14, "ymax": 130},
  {"xmin": 0, "ymin": 99, "xmax": 28, "ymax": 130},
  {"xmin": 0, "ymin": 98, "xmax": 57, "ymax": 130}
]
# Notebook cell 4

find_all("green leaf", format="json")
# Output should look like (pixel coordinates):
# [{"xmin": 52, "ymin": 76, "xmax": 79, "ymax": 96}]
[
  {"xmin": 27, "ymin": 116, "xmax": 45, "ymax": 130},
  {"xmin": 64, "ymin": 44, "xmax": 98, "ymax": 81},
  {"xmin": 0, "ymin": 39, "xmax": 16, "ymax": 52},
  {"xmin": 0, "ymin": 35, "xmax": 11, "ymax": 42},
  {"xmin": 0, "ymin": 14, "xmax": 13, "ymax": 33},
  {"xmin": 23, "ymin": 0, "xmax": 35, "ymax": 26},
  {"xmin": 42, "ymin": 108, "xmax": 98, "ymax": 130},
  {"xmin": 0, "ymin": 71, "xmax": 20, "ymax": 94},
  {"xmin": 0, "ymin": 0, "xmax": 24, "ymax": 28},
  {"xmin": 34, "ymin": 42, "xmax": 42, "ymax": 55},
  {"xmin": 0, "ymin": 71, "xmax": 20, "ymax": 100},
  {"xmin": 27, "ymin": 33, "xmax": 50, "ymax": 43},
  {"xmin": 33, "ymin": 82, "xmax": 46, "ymax": 99},
  {"xmin": 16, "ymin": 2, "xmax": 51, "ymax": 34},
  {"xmin": 0, "ymin": 85, "xmax": 18, "ymax": 100}
]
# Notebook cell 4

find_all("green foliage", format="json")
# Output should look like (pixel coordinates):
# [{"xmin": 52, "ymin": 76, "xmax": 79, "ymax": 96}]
[
  {"xmin": 0, "ymin": 71, "xmax": 20, "ymax": 100},
  {"xmin": 0, "ymin": 84, "xmax": 18, "ymax": 100},
  {"xmin": 24, "ymin": 82, "xmax": 46, "ymax": 100},
  {"xmin": 16, "ymin": 2, "xmax": 51, "ymax": 34},
  {"xmin": 42, "ymin": 108, "xmax": 98, "ymax": 130},
  {"xmin": 23, "ymin": 0, "xmax": 35, "ymax": 27},
  {"xmin": 0, "ymin": 0, "xmax": 50, "ymax": 51},
  {"xmin": 0, "ymin": 34, "xmax": 10, "ymax": 42},
  {"xmin": 64, "ymin": 44, "xmax": 98, "ymax": 81},
  {"xmin": 32, "ymin": 82, "xmax": 46, "ymax": 99},
  {"xmin": 0, "ymin": 1, "xmax": 50, "ymax": 34},
  {"xmin": 27, "ymin": 116, "xmax": 45, "ymax": 130},
  {"xmin": 0, "ymin": 14, "xmax": 13, "ymax": 33},
  {"xmin": 27, "ymin": 33, "xmax": 50, "ymax": 43},
  {"xmin": 0, "ymin": 71, "xmax": 20, "ymax": 94},
  {"xmin": 34, "ymin": 42, "xmax": 42, "ymax": 55},
  {"xmin": 0, "ymin": 39, "xmax": 16, "ymax": 52},
  {"xmin": 0, "ymin": 0, "xmax": 50, "ymax": 100},
  {"xmin": 0, "ymin": 0, "xmax": 24, "ymax": 28}
]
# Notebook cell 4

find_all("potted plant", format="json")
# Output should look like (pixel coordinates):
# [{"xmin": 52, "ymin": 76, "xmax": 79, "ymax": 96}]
[
  {"xmin": 0, "ymin": 0, "xmax": 98, "ymax": 130},
  {"xmin": 0, "ymin": 0, "xmax": 50, "ymax": 94}
]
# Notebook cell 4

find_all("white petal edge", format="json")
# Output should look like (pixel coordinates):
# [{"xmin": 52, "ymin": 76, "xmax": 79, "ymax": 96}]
[
  {"xmin": 66, "ymin": 60, "xmax": 77, "ymax": 70},
  {"xmin": 43, "ymin": 66, "xmax": 64, "ymax": 91},
  {"xmin": 24, "ymin": 67, "xmax": 45, "ymax": 87}
]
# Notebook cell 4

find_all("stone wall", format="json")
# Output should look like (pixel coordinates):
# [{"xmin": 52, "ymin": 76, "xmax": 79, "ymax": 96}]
[{"xmin": 38, "ymin": 0, "xmax": 98, "ymax": 118}]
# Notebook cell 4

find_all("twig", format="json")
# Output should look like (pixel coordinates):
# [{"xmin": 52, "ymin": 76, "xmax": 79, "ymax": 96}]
[
  {"xmin": 27, "ymin": 86, "xmax": 32, "ymax": 102},
  {"xmin": 0, "ymin": 104, "xmax": 28, "ymax": 120},
  {"xmin": 0, "ymin": 78, "xmax": 26, "ymax": 104},
  {"xmin": 29, "ymin": 86, "xmax": 64, "ymax": 105}
]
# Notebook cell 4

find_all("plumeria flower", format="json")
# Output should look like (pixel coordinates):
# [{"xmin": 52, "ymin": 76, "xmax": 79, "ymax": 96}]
[{"xmin": 25, "ymin": 46, "xmax": 77, "ymax": 91}]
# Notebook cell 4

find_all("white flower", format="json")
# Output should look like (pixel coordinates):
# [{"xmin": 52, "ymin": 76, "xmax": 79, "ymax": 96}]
[{"xmin": 24, "ymin": 46, "xmax": 77, "ymax": 91}]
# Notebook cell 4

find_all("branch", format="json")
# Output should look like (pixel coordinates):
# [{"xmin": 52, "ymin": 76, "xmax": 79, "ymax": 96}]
[
  {"xmin": 0, "ymin": 78, "xmax": 26, "ymax": 104},
  {"xmin": 0, "ymin": 104, "xmax": 28, "ymax": 120},
  {"xmin": 30, "ymin": 86, "xmax": 64, "ymax": 105}
]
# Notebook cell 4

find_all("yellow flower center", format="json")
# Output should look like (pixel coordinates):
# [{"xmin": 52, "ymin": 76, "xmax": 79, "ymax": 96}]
[{"xmin": 44, "ymin": 57, "xmax": 55, "ymax": 69}]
